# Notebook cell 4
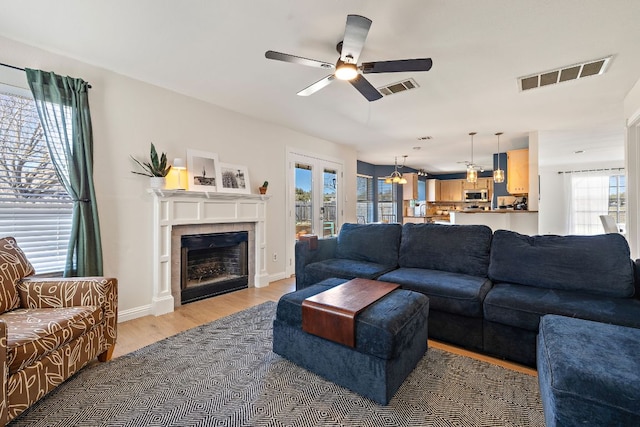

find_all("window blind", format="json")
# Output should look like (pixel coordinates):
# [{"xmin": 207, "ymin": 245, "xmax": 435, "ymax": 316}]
[{"xmin": 0, "ymin": 90, "xmax": 72, "ymax": 274}]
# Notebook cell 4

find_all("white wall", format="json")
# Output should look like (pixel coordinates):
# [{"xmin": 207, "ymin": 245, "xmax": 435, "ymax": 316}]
[
  {"xmin": 624, "ymin": 77, "xmax": 640, "ymax": 258},
  {"xmin": 0, "ymin": 36, "xmax": 357, "ymax": 319}
]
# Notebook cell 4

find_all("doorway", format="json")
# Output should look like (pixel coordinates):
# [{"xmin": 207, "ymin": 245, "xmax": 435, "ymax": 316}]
[{"xmin": 287, "ymin": 150, "xmax": 343, "ymax": 276}]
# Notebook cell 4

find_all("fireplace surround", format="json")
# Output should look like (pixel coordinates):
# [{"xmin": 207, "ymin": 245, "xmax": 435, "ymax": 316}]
[{"xmin": 150, "ymin": 189, "xmax": 270, "ymax": 315}]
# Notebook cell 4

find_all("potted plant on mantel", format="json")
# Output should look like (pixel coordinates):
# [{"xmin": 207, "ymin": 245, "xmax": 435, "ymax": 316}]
[
  {"xmin": 259, "ymin": 181, "xmax": 268, "ymax": 195},
  {"xmin": 131, "ymin": 143, "xmax": 172, "ymax": 189}
]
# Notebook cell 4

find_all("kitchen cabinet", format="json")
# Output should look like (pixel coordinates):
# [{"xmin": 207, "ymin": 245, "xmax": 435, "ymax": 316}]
[
  {"xmin": 507, "ymin": 149, "xmax": 529, "ymax": 194},
  {"xmin": 463, "ymin": 177, "xmax": 493, "ymax": 191},
  {"xmin": 426, "ymin": 179, "xmax": 440, "ymax": 202},
  {"xmin": 462, "ymin": 179, "xmax": 477, "ymax": 190},
  {"xmin": 402, "ymin": 173, "xmax": 418, "ymax": 200},
  {"xmin": 478, "ymin": 178, "xmax": 493, "ymax": 192},
  {"xmin": 439, "ymin": 179, "xmax": 463, "ymax": 202}
]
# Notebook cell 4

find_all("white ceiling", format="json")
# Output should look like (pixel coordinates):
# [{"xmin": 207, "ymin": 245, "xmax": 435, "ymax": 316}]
[{"xmin": 1, "ymin": 0, "xmax": 639, "ymax": 173}]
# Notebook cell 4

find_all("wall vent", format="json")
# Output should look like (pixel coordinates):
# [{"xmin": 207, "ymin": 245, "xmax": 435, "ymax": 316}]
[
  {"xmin": 377, "ymin": 78, "xmax": 420, "ymax": 96},
  {"xmin": 518, "ymin": 56, "xmax": 612, "ymax": 92}
]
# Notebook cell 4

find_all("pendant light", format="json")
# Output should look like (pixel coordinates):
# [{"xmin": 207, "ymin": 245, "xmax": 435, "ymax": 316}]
[
  {"xmin": 466, "ymin": 132, "xmax": 478, "ymax": 183},
  {"xmin": 384, "ymin": 156, "xmax": 408, "ymax": 185},
  {"xmin": 493, "ymin": 132, "xmax": 505, "ymax": 183}
]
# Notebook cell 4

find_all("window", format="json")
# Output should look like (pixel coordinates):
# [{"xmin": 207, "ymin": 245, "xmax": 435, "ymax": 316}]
[
  {"xmin": 0, "ymin": 89, "xmax": 72, "ymax": 274},
  {"xmin": 567, "ymin": 169, "xmax": 625, "ymax": 235},
  {"xmin": 356, "ymin": 174, "xmax": 373, "ymax": 223},
  {"xmin": 377, "ymin": 178, "xmax": 397, "ymax": 223},
  {"xmin": 608, "ymin": 174, "xmax": 626, "ymax": 232}
]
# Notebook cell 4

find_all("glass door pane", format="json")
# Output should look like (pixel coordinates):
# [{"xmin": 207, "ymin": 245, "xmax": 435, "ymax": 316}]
[
  {"xmin": 322, "ymin": 168, "xmax": 337, "ymax": 237},
  {"xmin": 295, "ymin": 162, "xmax": 313, "ymax": 239}
]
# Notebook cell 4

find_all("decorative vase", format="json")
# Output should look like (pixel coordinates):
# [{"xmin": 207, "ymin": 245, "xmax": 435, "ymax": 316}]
[
  {"xmin": 150, "ymin": 176, "xmax": 166, "ymax": 189},
  {"xmin": 259, "ymin": 186, "xmax": 267, "ymax": 195}
]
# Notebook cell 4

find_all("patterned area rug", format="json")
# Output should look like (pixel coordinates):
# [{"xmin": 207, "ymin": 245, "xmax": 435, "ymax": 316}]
[{"xmin": 11, "ymin": 301, "xmax": 544, "ymax": 426}]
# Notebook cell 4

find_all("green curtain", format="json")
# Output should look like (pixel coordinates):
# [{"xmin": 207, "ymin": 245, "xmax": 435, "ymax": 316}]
[{"xmin": 26, "ymin": 69, "xmax": 103, "ymax": 276}]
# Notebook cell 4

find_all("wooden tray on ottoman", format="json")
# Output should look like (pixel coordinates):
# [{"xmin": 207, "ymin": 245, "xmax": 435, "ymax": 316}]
[{"xmin": 301, "ymin": 278, "xmax": 399, "ymax": 347}]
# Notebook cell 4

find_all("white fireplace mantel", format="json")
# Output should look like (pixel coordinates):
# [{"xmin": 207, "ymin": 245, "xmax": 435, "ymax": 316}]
[{"xmin": 149, "ymin": 189, "xmax": 270, "ymax": 316}]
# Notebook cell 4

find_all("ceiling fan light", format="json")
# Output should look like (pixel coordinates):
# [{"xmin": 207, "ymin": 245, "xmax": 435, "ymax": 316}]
[
  {"xmin": 335, "ymin": 62, "xmax": 358, "ymax": 80},
  {"xmin": 467, "ymin": 167, "xmax": 478, "ymax": 183}
]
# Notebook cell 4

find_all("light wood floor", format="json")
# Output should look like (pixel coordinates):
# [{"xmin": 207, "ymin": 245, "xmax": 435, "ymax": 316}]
[{"xmin": 114, "ymin": 277, "xmax": 536, "ymax": 376}]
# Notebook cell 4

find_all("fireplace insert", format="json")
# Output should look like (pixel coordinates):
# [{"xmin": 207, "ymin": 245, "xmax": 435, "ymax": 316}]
[{"xmin": 180, "ymin": 231, "xmax": 248, "ymax": 304}]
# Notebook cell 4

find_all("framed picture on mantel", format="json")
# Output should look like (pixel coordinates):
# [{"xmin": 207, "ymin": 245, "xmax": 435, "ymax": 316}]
[
  {"xmin": 186, "ymin": 149, "xmax": 221, "ymax": 192},
  {"xmin": 218, "ymin": 162, "xmax": 251, "ymax": 194}
]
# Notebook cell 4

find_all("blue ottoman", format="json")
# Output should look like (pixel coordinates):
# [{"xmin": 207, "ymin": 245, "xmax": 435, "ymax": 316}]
[
  {"xmin": 537, "ymin": 315, "xmax": 640, "ymax": 426},
  {"xmin": 273, "ymin": 278, "xmax": 429, "ymax": 405}
]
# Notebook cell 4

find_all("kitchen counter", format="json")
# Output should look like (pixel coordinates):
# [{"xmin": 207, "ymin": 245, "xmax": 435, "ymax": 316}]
[
  {"xmin": 460, "ymin": 209, "xmax": 538, "ymax": 213},
  {"xmin": 403, "ymin": 214, "xmax": 450, "ymax": 224},
  {"xmin": 450, "ymin": 210, "xmax": 538, "ymax": 235}
]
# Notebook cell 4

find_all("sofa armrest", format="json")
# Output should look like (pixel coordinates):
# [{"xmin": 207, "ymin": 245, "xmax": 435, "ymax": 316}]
[
  {"xmin": 295, "ymin": 237, "xmax": 338, "ymax": 289},
  {"xmin": 16, "ymin": 277, "xmax": 118, "ymax": 348}
]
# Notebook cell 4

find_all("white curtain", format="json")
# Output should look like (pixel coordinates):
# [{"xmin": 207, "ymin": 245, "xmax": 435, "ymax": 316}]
[{"xmin": 564, "ymin": 170, "xmax": 609, "ymax": 235}]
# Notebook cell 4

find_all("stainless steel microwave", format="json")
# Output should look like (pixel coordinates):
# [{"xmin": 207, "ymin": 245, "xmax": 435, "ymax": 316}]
[{"xmin": 463, "ymin": 189, "xmax": 489, "ymax": 202}]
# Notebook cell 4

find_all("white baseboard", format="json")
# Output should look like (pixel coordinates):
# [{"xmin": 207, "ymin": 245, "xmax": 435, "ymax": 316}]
[
  {"xmin": 268, "ymin": 272, "xmax": 287, "ymax": 283},
  {"xmin": 118, "ymin": 304, "xmax": 152, "ymax": 323}
]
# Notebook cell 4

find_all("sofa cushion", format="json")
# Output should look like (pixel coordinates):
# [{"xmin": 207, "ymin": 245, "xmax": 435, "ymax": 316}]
[
  {"xmin": 488, "ymin": 230, "xmax": 634, "ymax": 298},
  {"xmin": 0, "ymin": 237, "xmax": 35, "ymax": 314},
  {"xmin": 537, "ymin": 315, "xmax": 640, "ymax": 425},
  {"xmin": 335, "ymin": 223, "xmax": 402, "ymax": 267},
  {"xmin": 484, "ymin": 283, "xmax": 640, "ymax": 331},
  {"xmin": 399, "ymin": 224, "xmax": 492, "ymax": 277},
  {"xmin": 3, "ymin": 306, "xmax": 103, "ymax": 374},
  {"xmin": 379, "ymin": 267, "xmax": 491, "ymax": 317},
  {"xmin": 303, "ymin": 259, "xmax": 397, "ymax": 289}
]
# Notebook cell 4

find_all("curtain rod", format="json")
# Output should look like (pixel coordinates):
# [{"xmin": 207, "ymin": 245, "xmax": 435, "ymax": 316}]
[
  {"xmin": 0, "ymin": 62, "xmax": 92, "ymax": 88},
  {"xmin": 557, "ymin": 167, "xmax": 624, "ymax": 174}
]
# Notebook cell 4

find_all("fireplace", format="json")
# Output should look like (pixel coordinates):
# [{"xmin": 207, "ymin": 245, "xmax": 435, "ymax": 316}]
[
  {"xmin": 149, "ymin": 190, "xmax": 268, "ymax": 318},
  {"xmin": 180, "ymin": 231, "xmax": 249, "ymax": 304}
]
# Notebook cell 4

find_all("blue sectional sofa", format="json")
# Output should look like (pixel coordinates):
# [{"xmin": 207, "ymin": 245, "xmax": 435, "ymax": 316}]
[{"xmin": 295, "ymin": 222, "xmax": 640, "ymax": 366}]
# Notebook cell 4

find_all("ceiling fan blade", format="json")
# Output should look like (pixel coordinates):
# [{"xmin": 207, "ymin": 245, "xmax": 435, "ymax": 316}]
[
  {"xmin": 297, "ymin": 75, "xmax": 336, "ymax": 96},
  {"xmin": 340, "ymin": 15, "xmax": 372, "ymax": 63},
  {"xmin": 265, "ymin": 50, "xmax": 335, "ymax": 70},
  {"xmin": 361, "ymin": 58, "xmax": 433, "ymax": 74},
  {"xmin": 349, "ymin": 75, "xmax": 383, "ymax": 102}
]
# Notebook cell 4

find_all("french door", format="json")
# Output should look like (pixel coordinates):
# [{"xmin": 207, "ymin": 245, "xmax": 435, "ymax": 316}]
[{"xmin": 287, "ymin": 151, "xmax": 343, "ymax": 276}]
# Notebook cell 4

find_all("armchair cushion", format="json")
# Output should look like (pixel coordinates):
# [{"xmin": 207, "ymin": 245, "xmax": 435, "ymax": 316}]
[
  {"xmin": 0, "ymin": 237, "xmax": 35, "ymax": 314},
  {"xmin": 16, "ymin": 277, "xmax": 118, "ymax": 349},
  {"xmin": 4, "ymin": 306, "xmax": 102, "ymax": 374}
]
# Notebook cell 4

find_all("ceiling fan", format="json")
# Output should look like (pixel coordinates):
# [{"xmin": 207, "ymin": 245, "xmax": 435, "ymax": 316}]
[{"xmin": 265, "ymin": 14, "xmax": 433, "ymax": 102}]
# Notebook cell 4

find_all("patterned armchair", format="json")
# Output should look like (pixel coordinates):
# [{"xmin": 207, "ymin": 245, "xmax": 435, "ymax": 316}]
[{"xmin": 0, "ymin": 237, "xmax": 117, "ymax": 425}]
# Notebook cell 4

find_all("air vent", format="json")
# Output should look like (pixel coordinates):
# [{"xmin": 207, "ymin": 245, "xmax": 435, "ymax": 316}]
[
  {"xmin": 377, "ymin": 78, "xmax": 419, "ymax": 96},
  {"xmin": 518, "ymin": 56, "xmax": 611, "ymax": 92}
]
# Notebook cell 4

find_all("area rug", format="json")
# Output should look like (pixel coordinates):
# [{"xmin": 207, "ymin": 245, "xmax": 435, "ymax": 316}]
[{"xmin": 11, "ymin": 301, "xmax": 544, "ymax": 426}]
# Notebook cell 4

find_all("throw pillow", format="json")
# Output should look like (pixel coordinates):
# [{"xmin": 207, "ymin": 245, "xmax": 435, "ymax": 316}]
[{"xmin": 0, "ymin": 237, "xmax": 35, "ymax": 313}]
